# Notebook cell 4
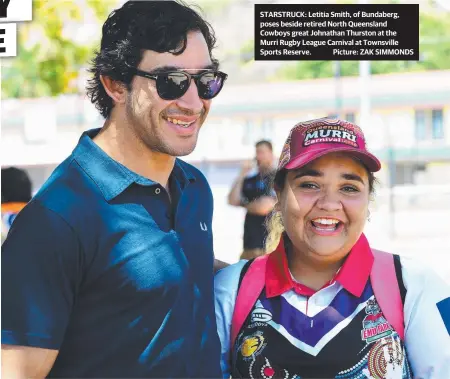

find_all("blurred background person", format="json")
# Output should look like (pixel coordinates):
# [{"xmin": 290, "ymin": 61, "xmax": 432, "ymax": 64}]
[
  {"xmin": 1, "ymin": 167, "xmax": 32, "ymax": 243},
  {"xmin": 228, "ymin": 140, "xmax": 277, "ymax": 259}
]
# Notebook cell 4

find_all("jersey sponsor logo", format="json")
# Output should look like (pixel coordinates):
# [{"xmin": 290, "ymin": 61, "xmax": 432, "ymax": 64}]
[
  {"xmin": 239, "ymin": 331, "xmax": 267, "ymax": 359},
  {"xmin": 437, "ymin": 297, "xmax": 450, "ymax": 335},
  {"xmin": 251, "ymin": 307, "xmax": 272, "ymax": 324},
  {"xmin": 361, "ymin": 298, "xmax": 393, "ymax": 343}
]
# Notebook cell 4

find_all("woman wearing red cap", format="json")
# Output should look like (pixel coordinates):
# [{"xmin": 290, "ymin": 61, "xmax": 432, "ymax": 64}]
[{"xmin": 215, "ymin": 118, "xmax": 450, "ymax": 379}]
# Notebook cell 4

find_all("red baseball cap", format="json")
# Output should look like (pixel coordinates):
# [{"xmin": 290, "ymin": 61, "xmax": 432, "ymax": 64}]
[{"xmin": 277, "ymin": 118, "xmax": 381, "ymax": 173}]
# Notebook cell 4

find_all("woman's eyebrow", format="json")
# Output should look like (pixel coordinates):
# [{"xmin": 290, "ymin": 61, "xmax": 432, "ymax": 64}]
[
  {"xmin": 292, "ymin": 169, "xmax": 365, "ymax": 185},
  {"xmin": 341, "ymin": 173, "xmax": 365, "ymax": 184},
  {"xmin": 292, "ymin": 169, "xmax": 323, "ymax": 179}
]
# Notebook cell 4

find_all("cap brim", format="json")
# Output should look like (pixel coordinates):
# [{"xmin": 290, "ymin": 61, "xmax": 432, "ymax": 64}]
[{"xmin": 284, "ymin": 146, "xmax": 381, "ymax": 172}]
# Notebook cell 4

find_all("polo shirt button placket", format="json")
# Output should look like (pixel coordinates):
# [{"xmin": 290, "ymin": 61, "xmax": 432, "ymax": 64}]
[{"xmin": 152, "ymin": 186, "xmax": 173, "ymax": 228}]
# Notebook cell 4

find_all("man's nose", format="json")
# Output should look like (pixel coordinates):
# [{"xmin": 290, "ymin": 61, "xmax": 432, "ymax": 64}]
[{"xmin": 175, "ymin": 80, "xmax": 204, "ymax": 113}]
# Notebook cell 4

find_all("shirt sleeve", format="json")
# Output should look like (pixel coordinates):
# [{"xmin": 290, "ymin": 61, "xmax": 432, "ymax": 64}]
[
  {"xmin": 1, "ymin": 199, "xmax": 82, "ymax": 350},
  {"xmin": 214, "ymin": 260, "xmax": 247, "ymax": 378},
  {"xmin": 401, "ymin": 256, "xmax": 450, "ymax": 378}
]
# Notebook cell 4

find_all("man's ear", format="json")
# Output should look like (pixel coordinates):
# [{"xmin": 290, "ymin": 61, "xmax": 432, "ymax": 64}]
[{"xmin": 100, "ymin": 75, "xmax": 128, "ymax": 104}]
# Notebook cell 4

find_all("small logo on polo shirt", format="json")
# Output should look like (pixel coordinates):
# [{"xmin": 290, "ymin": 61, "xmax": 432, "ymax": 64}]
[
  {"xmin": 200, "ymin": 222, "xmax": 207, "ymax": 231},
  {"xmin": 361, "ymin": 298, "xmax": 393, "ymax": 343}
]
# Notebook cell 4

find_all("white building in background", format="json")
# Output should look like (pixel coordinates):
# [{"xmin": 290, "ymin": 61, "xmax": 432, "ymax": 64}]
[
  {"xmin": 1, "ymin": 70, "xmax": 450, "ymax": 192},
  {"xmin": 2, "ymin": 69, "xmax": 450, "ymax": 269}
]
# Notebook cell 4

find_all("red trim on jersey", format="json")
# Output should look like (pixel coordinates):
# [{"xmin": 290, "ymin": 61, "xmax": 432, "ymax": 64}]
[{"xmin": 265, "ymin": 233, "xmax": 374, "ymax": 298}]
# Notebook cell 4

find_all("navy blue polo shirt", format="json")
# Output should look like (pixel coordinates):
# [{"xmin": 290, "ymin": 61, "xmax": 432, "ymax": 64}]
[{"xmin": 1, "ymin": 129, "xmax": 222, "ymax": 378}]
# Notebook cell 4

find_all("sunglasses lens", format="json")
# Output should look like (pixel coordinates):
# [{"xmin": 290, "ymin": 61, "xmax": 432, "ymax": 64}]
[
  {"xmin": 156, "ymin": 72, "xmax": 190, "ymax": 100},
  {"xmin": 197, "ymin": 72, "xmax": 225, "ymax": 100}
]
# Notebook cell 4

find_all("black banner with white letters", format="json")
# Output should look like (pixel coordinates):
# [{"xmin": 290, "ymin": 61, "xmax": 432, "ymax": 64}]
[{"xmin": 255, "ymin": 4, "xmax": 419, "ymax": 61}]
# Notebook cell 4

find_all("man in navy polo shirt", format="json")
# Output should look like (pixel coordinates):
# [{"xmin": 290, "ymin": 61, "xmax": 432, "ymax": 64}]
[{"xmin": 2, "ymin": 1, "xmax": 227, "ymax": 377}]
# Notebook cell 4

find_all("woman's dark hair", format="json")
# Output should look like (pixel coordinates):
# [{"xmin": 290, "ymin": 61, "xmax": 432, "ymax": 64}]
[{"xmin": 86, "ymin": 0, "xmax": 218, "ymax": 119}]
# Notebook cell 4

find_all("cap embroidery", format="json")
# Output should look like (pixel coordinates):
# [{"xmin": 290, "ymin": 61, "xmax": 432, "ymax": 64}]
[
  {"xmin": 303, "ymin": 125, "xmax": 359, "ymax": 148},
  {"xmin": 277, "ymin": 118, "xmax": 369, "ymax": 171}
]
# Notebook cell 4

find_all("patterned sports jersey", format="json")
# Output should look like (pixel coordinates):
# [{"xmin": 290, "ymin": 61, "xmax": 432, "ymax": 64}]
[
  {"xmin": 233, "ymin": 285, "xmax": 412, "ymax": 378},
  {"xmin": 215, "ymin": 235, "xmax": 450, "ymax": 379}
]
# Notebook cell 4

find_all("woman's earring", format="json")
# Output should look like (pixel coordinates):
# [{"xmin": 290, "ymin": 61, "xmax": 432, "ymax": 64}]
[{"xmin": 367, "ymin": 210, "xmax": 371, "ymax": 222}]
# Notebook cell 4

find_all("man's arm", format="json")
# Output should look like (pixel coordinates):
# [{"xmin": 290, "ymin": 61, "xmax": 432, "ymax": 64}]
[
  {"xmin": 244, "ymin": 196, "xmax": 276, "ymax": 216},
  {"xmin": 227, "ymin": 161, "xmax": 253, "ymax": 207},
  {"xmin": 228, "ymin": 162, "xmax": 276, "ymax": 216},
  {"xmin": 227, "ymin": 175, "xmax": 245, "ymax": 207},
  {"xmin": 2, "ymin": 345, "xmax": 58, "ymax": 379},
  {"xmin": 2, "ymin": 201, "xmax": 81, "ymax": 378}
]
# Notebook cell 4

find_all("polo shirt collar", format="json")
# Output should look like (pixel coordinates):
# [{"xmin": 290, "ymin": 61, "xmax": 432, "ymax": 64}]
[
  {"xmin": 73, "ymin": 128, "xmax": 195, "ymax": 201},
  {"xmin": 265, "ymin": 233, "xmax": 374, "ymax": 298}
]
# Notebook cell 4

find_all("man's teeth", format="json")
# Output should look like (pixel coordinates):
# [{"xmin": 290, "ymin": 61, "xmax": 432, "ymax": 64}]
[
  {"xmin": 312, "ymin": 218, "xmax": 340, "ymax": 225},
  {"xmin": 167, "ymin": 117, "xmax": 195, "ymax": 127}
]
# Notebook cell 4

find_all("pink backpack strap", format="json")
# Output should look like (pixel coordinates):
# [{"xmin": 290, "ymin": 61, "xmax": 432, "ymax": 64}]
[
  {"xmin": 370, "ymin": 249, "xmax": 405, "ymax": 340},
  {"xmin": 230, "ymin": 254, "xmax": 269, "ymax": 349}
]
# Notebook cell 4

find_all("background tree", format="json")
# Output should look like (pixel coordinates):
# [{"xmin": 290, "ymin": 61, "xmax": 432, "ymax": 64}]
[
  {"xmin": 1, "ymin": 0, "xmax": 114, "ymax": 98},
  {"xmin": 1, "ymin": 0, "xmax": 232, "ymax": 98}
]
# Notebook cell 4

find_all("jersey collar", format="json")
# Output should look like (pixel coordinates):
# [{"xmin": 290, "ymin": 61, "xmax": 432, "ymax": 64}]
[{"xmin": 265, "ymin": 233, "xmax": 374, "ymax": 298}]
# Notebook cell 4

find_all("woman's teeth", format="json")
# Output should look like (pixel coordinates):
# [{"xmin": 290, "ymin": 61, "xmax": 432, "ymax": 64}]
[
  {"xmin": 313, "ymin": 218, "xmax": 340, "ymax": 225},
  {"xmin": 167, "ymin": 117, "xmax": 195, "ymax": 128},
  {"xmin": 311, "ymin": 218, "xmax": 340, "ymax": 230}
]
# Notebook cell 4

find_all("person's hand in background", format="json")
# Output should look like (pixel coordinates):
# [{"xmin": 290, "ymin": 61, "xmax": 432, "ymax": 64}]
[{"xmin": 239, "ymin": 160, "xmax": 254, "ymax": 177}]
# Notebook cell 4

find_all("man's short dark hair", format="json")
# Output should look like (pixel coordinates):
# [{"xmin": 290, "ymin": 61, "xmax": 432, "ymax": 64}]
[
  {"xmin": 86, "ymin": 0, "xmax": 218, "ymax": 119},
  {"xmin": 255, "ymin": 140, "xmax": 273, "ymax": 151},
  {"xmin": 1, "ymin": 167, "xmax": 32, "ymax": 203}
]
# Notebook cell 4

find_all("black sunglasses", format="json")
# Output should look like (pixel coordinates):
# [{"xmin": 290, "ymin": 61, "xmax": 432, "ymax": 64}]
[{"xmin": 132, "ymin": 68, "xmax": 228, "ymax": 101}]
